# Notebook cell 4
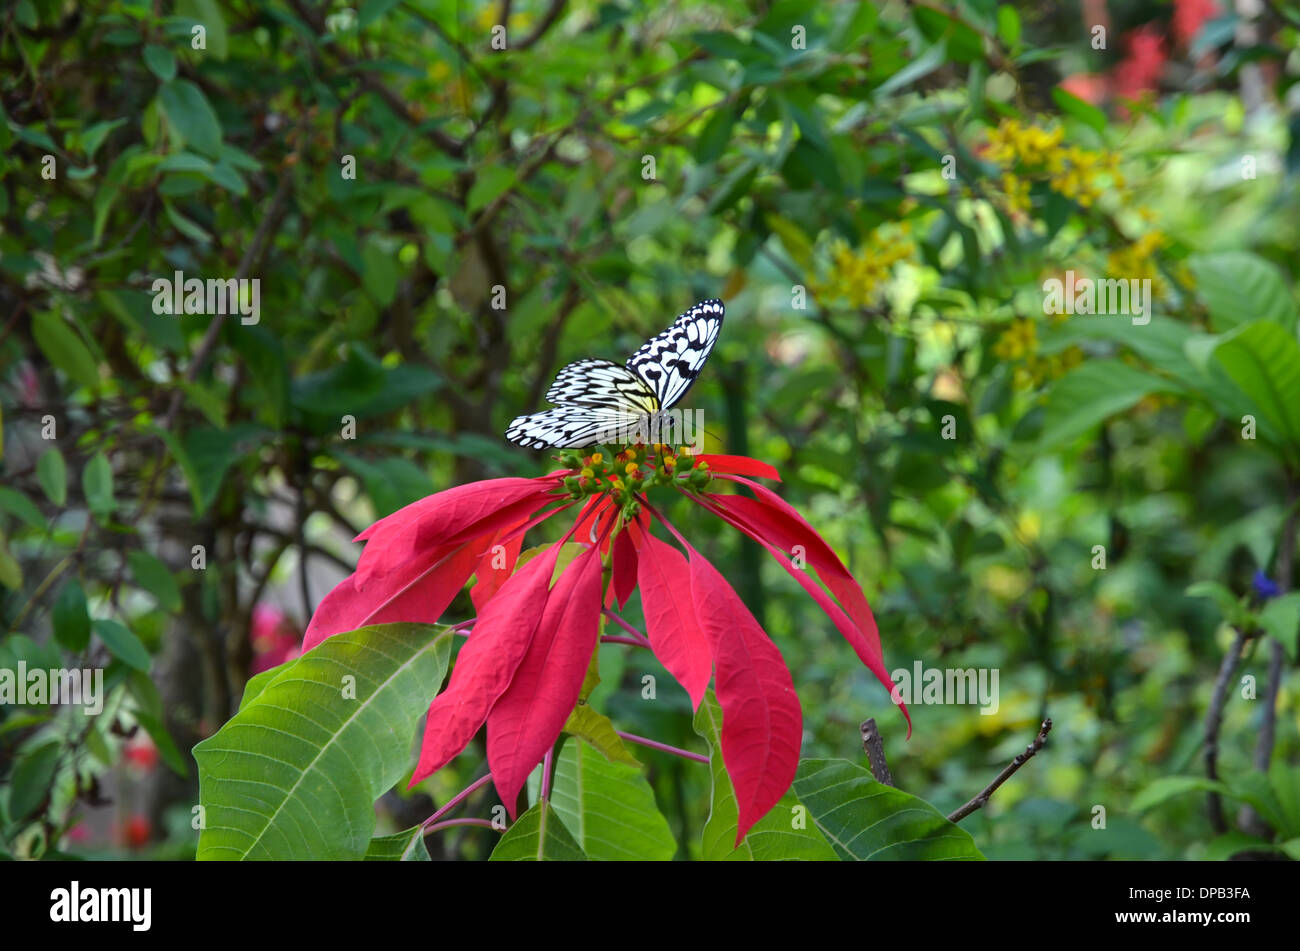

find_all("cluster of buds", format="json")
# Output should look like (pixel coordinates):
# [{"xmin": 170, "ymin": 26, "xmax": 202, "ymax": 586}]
[{"xmin": 557, "ymin": 444, "xmax": 712, "ymax": 513}]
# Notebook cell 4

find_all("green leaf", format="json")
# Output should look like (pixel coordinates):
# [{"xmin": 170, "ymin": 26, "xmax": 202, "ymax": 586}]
[
  {"xmin": 1186, "ymin": 580, "xmax": 1248, "ymax": 627},
  {"xmin": 143, "ymin": 44, "xmax": 177, "ymax": 81},
  {"xmin": 157, "ymin": 79, "xmax": 223, "ymax": 157},
  {"xmin": 1052, "ymin": 86, "xmax": 1107, "ymax": 134},
  {"xmin": 489, "ymin": 802, "xmax": 587, "ymax": 861},
  {"xmin": 364, "ymin": 826, "xmax": 431, "ymax": 860},
  {"xmin": 997, "ymin": 5, "xmax": 1021, "ymax": 47},
  {"xmin": 0, "ymin": 487, "xmax": 45, "ymax": 530},
  {"xmin": 176, "ymin": 0, "xmax": 229, "ymax": 59},
  {"xmin": 562, "ymin": 705, "xmax": 640, "ymax": 767},
  {"xmin": 52, "ymin": 580, "xmax": 91, "ymax": 652},
  {"xmin": 1132, "ymin": 775, "xmax": 1229, "ymax": 812},
  {"xmin": 548, "ymin": 737, "xmax": 675, "ymax": 860},
  {"xmin": 127, "ymin": 550, "xmax": 183, "ymax": 613},
  {"xmin": 82, "ymin": 452, "xmax": 115, "ymax": 516},
  {"xmin": 36, "ymin": 449, "xmax": 66, "ymax": 507},
  {"xmin": 32, "ymin": 311, "xmax": 99, "ymax": 389},
  {"xmin": 694, "ymin": 106, "xmax": 735, "ymax": 163},
  {"xmin": 693, "ymin": 691, "xmax": 837, "ymax": 860},
  {"xmin": 0, "ymin": 534, "xmax": 21, "ymax": 590},
  {"xmin": 10, "ymin": 742, "xmax": 62, "ymax": 821},
  {"xmin": 181, "ymin": 423, "xmax": 270, "ymax": 514},
  {"xmin": 1038, "ymin": 360, "xmax": 1180, "ymax": 451},
  {"xmin": 1210, "ymin": 321, "xmax": 1300, "ymax": 456},
  {"xmin": 875, "ymin": 41, "xmax": 946, "ymax": 97},
  {"xmin": 466, "ymin": 167, "xmax": 516, "ymax": 215},
  {"xmin": 195, "ymin": 623, "xmax": 453, "ymax": 860},
  {"xmin": 1257, "ymin": 592, "xmax": 1300, "ymax": 660},
  {"xmin": 133, "ymin": 710, "xmax": 189, "ymax": 777},
  {"xmin": 1189, "ymin": 251, "xmax": 1297, "ymax": 332},
  {"xmin": 93, "ymin": 619, "xmax": 151, "ymax": 671},
  {"xmin": 1204, "ymin": 831, "xmax": 1276, "ymax": 861},
  {"xmin": 358, "ymin": 0, "xmax": 405, "ymax": 30},
  {"xmin": 793, "ymin": 759, "xmax": 985, "ymax": 860}
]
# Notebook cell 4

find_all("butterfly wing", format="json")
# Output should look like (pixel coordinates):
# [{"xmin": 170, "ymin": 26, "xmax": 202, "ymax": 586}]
[
  {"xmin": 626, "ymin": 298, "xmax": 724, "ymax": 410},
  {"xmin": 544, "ymin": 358, "xmax": 659, "ymax": 415},
  {"xmin": 505, "ymin": 406, "xmax": 635, "ymax": 449}
]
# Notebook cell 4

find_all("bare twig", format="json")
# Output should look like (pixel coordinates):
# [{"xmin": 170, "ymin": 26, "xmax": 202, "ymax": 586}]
[
  {"xmin": 860, "ymin": 718, "xmax": 894, "ymax": 786},
  {"xmin": 1206, "ymin": 627, "xmax": 1247, "ymax": 834},
  {"xmin": 947, "ymin": 718, "xmax": 1052, "ymax": 823}
]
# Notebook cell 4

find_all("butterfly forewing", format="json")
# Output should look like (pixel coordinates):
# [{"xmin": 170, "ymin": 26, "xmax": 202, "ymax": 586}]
[
  {"xmin": 544, "ymin": 358, "xmax": 660, "ymax": 414},
  {"xmin": 626, "ymin": 298, "xmax": 724, "ymax": 411}
]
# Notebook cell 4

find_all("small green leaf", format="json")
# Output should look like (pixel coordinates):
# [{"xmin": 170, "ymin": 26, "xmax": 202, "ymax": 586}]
[
  {"xmin": 93, "ymin": 618, "xmax": 152, "ymax": 671},
  {"xmin": 0, "ymin": 488, "xmax": 43, "ymax": 530},
  {"xmin": 143, "ymin": 44, "xmax": 177, "ymax": 81},
  {"xmin": 1052, "ymin": 86, "xmax": 1106, "ymax": 134},
  {"xmin": 36, "ymin": 449, "xmax": 67, "ymax": 507},
  {"xmin": 133, "ymin": 710, "xmax": 189, "ymax": 777},
  {"xmin": 1038, "ymin": 360, "xmax": 1181, "ymax": 451},
  {"xmin": 157, "ymin": 79, "xmax": 223, "ymax": 157},
  {"xmin": 1258, "ymin": 592, "xmax": 1300, "ymax": 660},
  {"xmin": 562, "ymin": 705, "xmax": 640, "ymax": 767},
  {"xmin": 127, "ymin": 550, "xmax": 183, "ymax": 613},
  {"xmin": 1132, "ymin": 775, "xmax": 1229, "ymax": 812},
  {"xmin": 9, "ymin": 742, "xmax": 62, "ymax": 821},
  {"xmin": 489, "ymin": 802, "xmax": 587, "ymax": 861},
  {"xmin": 82, "ymin": 452, "xmax": 115, "ymax": 515},
  {"xmin": 32, "ymin": 311, "xmax": 99, "ymax": 389},
  {"xmin": 466, "ymin": 167, "xmax": 516, "ymax": 215},
  {"xmin": 52, "ymin": 580, "xmax": 91, "ymax": 651}
]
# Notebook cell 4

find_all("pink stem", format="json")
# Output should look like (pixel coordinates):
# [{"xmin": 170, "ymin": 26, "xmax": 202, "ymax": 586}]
[
  {"xmin": 424, "ymin": 818, "xmax": 499, "ymax": 835},
  {"xmin": 541, "ymin": 746, "xmax": 556, "ymax": 800},
  {"xmin": 422, "ymin": 772, "xmax": 494, "ymax": 828},
  {"xmin": 617, "ymin": 731, "xmax": 710, "ymax": 764},
  {"xmin": 602, "ymin": 609, "xmax": 650, "ymax": 645},
  {"xmin": 601, "ymin": 635, "xmax": 651, "ymax": 649}
]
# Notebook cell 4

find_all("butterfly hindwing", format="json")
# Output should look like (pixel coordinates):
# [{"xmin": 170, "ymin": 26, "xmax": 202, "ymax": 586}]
[
  {"xmin": 626, "ymin": 298, "xmax": 724, "ymax": 410},
  {"xmin": 505, "ymin": 406, "xmax": 634, "ymax": 450},
  {"xmin": 545, "ymin": 358, "xmax": 659, "ymax": 414}
]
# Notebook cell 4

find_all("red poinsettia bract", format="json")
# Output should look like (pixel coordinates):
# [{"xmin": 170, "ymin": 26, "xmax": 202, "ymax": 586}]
[{"xmin": 303, "ymin": 448, "xmax": 908, "ymax": 843}]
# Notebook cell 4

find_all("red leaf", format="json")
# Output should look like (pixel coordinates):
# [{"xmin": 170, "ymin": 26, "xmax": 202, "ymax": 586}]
[
  {"xmin": 470, "ymin": 521, "xmax": 526, "ymax": 614},
  {"xmin": 409, "ymin": 541, "xmax": 566, "ymax": 785},
  {"xmin": 302, "ymin": 533, "xmax": 489, "ymax": 652},
  {"xmin": 487, "ymin": 544, "xmax": 604, "ymax": 814},
  {"xmin": 355, "ymin": 478, "xmax": 555, "ymax": 586},
  {"xmin": 699, "ymin": 487, "xmax": 910, "ymax": 734},
  {"xmin": 696, "ymin": 454, "xmax": 781, "ymax": 481},
  {"xmin": 633, "ymin": 524, "xmax": 711, "ymax": 709},
  {"xmin": 607, "ymin": 525, "xmax": 639, "ymax": 609},
  {"xmin": 687, "ymin": 548, "xmax": 801, "ymax": 845},
  {"xmin": 571, "ymin": 495, "xmax": 614, "ymax": 549}
]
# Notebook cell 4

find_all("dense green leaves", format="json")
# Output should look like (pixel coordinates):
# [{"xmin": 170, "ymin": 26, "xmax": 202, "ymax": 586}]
[{"xmin": 195, "ymin": 623, "xmax": 452, "ymax": 860}]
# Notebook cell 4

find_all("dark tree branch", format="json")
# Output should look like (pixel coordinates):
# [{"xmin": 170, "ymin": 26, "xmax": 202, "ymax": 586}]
[
  {"xmin": 948, "ymin": 718, "xmax": 1052, "ymax": 823},
  {"xmin": 860, "ymin": 718, "xmax": 894, "ymax": 786},
  {"xmin": 1204, "ymin": 628, "xmax": 1246, "ymax": 834}
]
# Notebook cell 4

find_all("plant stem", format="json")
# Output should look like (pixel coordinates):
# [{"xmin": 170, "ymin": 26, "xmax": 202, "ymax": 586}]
[
  {"xmin": 617, "ymin": 731, "xmax": 710, "ymax": 764},
  {"xmin": 424, "ymin": 818, "xmax": 498, "ymax": 835},
  {"xmin": 1205, "ymin": 627, "xmax": 1246, "ymax": 834},
  {"xmin": 422, "ymin": 772, "xmax": 494, "ymax": 829},
  {"xmin": 948, "ymin": 718, "xmax": 1052, "ymax": 823}
]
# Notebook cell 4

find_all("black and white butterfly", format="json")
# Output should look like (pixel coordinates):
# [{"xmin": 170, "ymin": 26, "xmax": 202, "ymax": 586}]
[{"xmin": 505, "ymin": 298, "xmax": 724, "ymax": 449}]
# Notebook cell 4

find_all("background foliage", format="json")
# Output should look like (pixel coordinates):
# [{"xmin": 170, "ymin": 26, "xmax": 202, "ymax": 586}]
[{"xmin": 3, "ymin": 0, "xmax": 1300, "ymax": 860}]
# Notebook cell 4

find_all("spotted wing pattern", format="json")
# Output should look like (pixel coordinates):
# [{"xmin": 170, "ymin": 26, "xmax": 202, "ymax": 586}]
[
  {"xmin": 505, "ymin": 298, "xmax": 724, "ymax": 450},
  {"xmin": 504, "ymin": 406, "xmax": 637, "ymax": 450},
  {"xmin": 626, "ymin": 298, "xmax": 724, "ymax": 410},
  {"xmin": 544, "ymin": 358, "xmax": 660, "ymax": 414}
]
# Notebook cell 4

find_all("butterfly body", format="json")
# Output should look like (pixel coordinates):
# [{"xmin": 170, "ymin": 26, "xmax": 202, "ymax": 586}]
[{"xmin": 506, "ymin": 298, "xmax": 724, "ymax": 449}]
